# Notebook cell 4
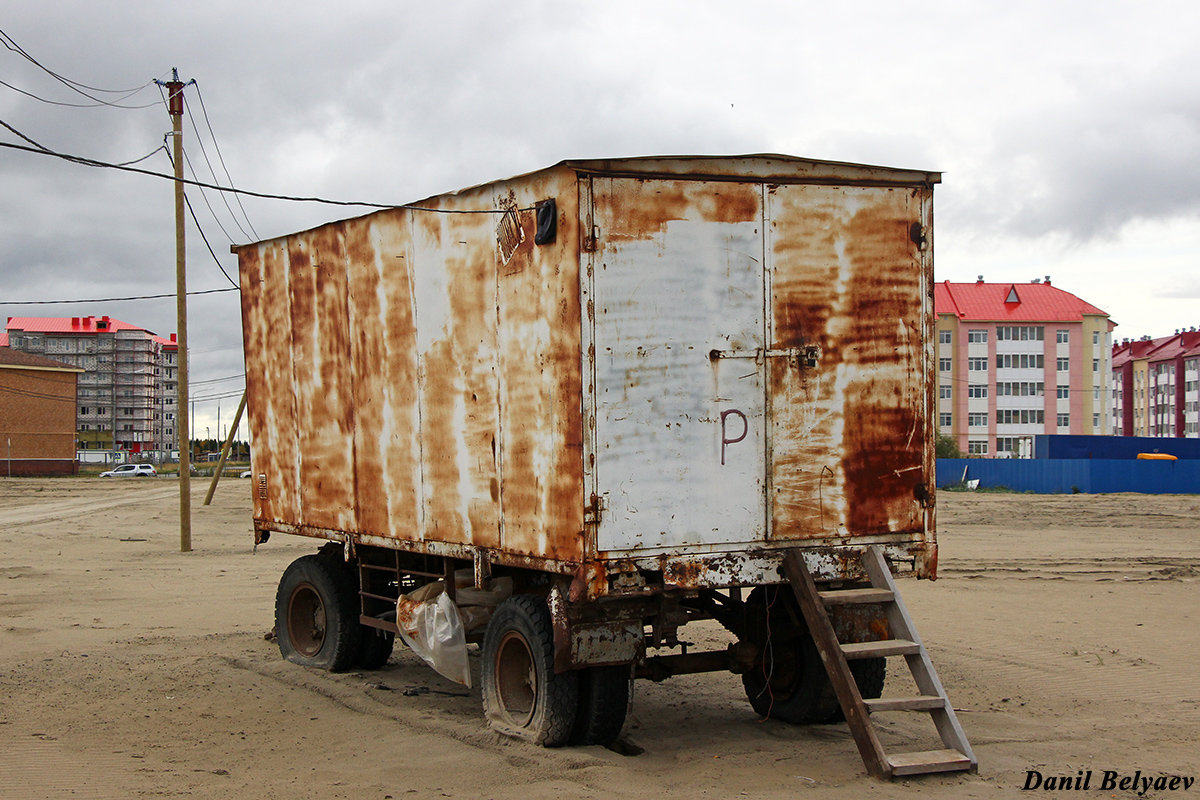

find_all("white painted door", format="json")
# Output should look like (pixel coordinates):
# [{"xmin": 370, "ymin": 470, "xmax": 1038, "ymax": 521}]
[{"xmin": 587, "ymin": 177, "xmax": 767, "ymax": 555}]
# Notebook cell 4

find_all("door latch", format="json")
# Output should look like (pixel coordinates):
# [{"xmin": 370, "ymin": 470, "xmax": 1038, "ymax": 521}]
[{"xmin": 709, "ymin": 345, "xmax": 821, "ymax": 369}]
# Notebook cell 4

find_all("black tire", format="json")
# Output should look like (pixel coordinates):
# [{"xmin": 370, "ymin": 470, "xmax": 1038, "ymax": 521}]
[
  {"xmin": 275, "ymin": 554, "xmax": 361, "ymax": 672},
  {"xmin": 357, "ymin": 628, "xmax": 396, "ymax": 670},
  {"xmin": 741, "ymin": 586, "xmax": 887, "ymax": 724},
  {"xmin": 742, "ymin": 625, "xmax": 841, "ymax": 725},
  {"xmin": 570, "ymin": 664, "xmax": 632, "ymax": 746},
  {"xmin": 481, "ymin": 595, "xmax": 578, "ymax": 747},
  {"xmin": 824, "ymin": 658, "xmax": 887, "ymax": 723}
]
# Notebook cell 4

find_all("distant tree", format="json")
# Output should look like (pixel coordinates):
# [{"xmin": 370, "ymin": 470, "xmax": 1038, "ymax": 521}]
[{"xmin": 935, "ymin": 431, "xmax": 964, "ymax": 459}]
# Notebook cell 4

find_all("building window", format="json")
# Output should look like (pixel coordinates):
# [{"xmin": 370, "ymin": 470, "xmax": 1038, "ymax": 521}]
[
  {"xmin": 968, "ymin": 384, "xmax": 988, "ymax": 398},
  {"xmin": 968, "ymin": 329, "xmax": 987, "ymax": 343},
  {"xmin": 968, "ymin": 413, "xmax": 988, "ymax": 427},
  {"xmin": 939, "ymin": 358, "xmax": 952, "ymax": 372},
  {"xmin": 1093, "ymin": 413, "xmax": 1100, "ymax": 428},
  {"xmin": 939, "ymin": 385, "xmax": 952, "ymax": 399},
  {"xmin": 997, "ymin": 354, "xmax": 1044, "ymax": 369},
  {"xmin": 1057, "ymin": 330, "xmax": 1069, "ymax": 344},
  {"xmin": 1093, "ymin": 358, "xmax": 1099, "ymax": 371},
  {"xmin": 1057, "ymin": 385, "xmax": 1069, "ymax": 399},
  {"xmin": 1057, "ymin": 358, "xmax": 1069, "ymax": 371},
  {"xmin": 997, "ymin": 409, "xmax": 1045, "ymax": 425},
  {"xmin": 939, "ymin": 413, "xmax": 952, "ymax": 427},
  {"xmin": 1057, "ymin": 413, "xmax": 1070, "ymax": 427},
  {"xmin": 996, "ymin": 437, "xmax": 1025, "ymax": 454},
  {"xmin": 996, "ymin": 325, "xmax": 1045, "ymax": 341},
  {"xmin": 996, "ymin": 381, "xmax": 1044, "ymax": 396},
  {"xmin": 968, "ymin": 357, "xmax": 988, "ymax": 371},
  {"xmin": 967, "ymin": 440, "xmax": 988, "ymax": 455},
  {"xmin": 939, "ymin": 330, "xmax": 952, "ymax": 344},
  {"xmin": 80, "ymin": 406, "xmax": 90, "ymax": 415},
  {"xmin": 1093, "ymin": 331, "xmax": 1100, "ymax": 345}
]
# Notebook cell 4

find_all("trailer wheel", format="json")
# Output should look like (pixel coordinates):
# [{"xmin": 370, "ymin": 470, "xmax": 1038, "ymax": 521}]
[
  {"xmin": 742, "ymin": 628, "xmax": 841, "ymax": 724},
  {"xmin": 357, "ymin": 628, "xmax": 396, "ymax": 670},
  {"xmin": 275, "ymin": 554, "xmax": 360, "ymax": 672},
  {"xmin": 482, "ymin": 595, "xmax": 578, "ymax": 747},
  {"xmin": 570, "ymin": 664, "xmax": 633, "ymax": 746},
  {"xmin": 823, "ymin": 658, "xmax": 886, "ymax": 723},
  {"xmin": 741, "ymin": 586, "xmax": 887, "ymax": 724}
]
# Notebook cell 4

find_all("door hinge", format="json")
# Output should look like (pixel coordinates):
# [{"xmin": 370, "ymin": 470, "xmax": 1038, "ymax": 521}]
[{"xmin": 584, "ymin": 493, "xmax": 604, "ymax": 524}]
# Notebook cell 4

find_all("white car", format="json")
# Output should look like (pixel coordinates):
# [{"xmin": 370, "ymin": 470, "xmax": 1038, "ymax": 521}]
[{"xmin": 100, "ymin": 464, "xmax": 157, "ymax": 477}]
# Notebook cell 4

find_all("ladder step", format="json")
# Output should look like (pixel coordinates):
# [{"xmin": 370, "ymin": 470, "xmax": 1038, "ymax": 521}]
[
  {"xmin": 841, "ymin": 639, "xmax": 920, "ymax": 659},
  {"xmin": 818, "ymin": 587, "xmax": 895, "ymax": 606},
  {"xmin": 887, "ymin": 749, "xmax": 973, "ymax": 776},
  {"xmin": 865, "ymin": 695, "xmax": 946, "ymax": 713}
]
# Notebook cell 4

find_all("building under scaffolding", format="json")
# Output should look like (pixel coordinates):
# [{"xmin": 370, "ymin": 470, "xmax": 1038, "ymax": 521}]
[{"xmin": 3, "ymin": 316, "xmax": 178, "ymax": 462}]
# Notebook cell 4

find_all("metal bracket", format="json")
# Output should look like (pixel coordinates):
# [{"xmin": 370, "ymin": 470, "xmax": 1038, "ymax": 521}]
[
  {"xmin": 582, "ymin": 225, "xmax": 600, "ymax": 252},
  {"xmin": 710, "ymin": 345, "xmax": 821, "ymax": 369}
]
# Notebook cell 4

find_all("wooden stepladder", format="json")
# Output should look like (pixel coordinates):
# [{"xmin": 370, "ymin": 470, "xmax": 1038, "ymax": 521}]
[{"xmin": 782, "ymin": 546, "xmax": 977, "ymax": 780}]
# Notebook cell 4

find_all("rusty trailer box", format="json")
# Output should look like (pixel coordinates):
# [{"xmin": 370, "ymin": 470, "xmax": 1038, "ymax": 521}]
[
  {"xmin": 238, "ymin": 155, "xmax": 940, "ymax": 594},
  {"xmin": 239, "ymin": 155, "xmax": 948, "ymax": 750}
]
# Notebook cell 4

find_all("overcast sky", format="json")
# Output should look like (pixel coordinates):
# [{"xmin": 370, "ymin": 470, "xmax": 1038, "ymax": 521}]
[{"xmin": 3, "ymin": 1, "xmax": 1199, "ymax": 438}]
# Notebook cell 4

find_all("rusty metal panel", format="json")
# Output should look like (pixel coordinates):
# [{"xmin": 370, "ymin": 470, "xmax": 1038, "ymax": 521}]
[
  {"xmin": 494, "ymin": 169, "xmax": 586, "ymax": 563},
  {"xmin": 342, "ymin": 210, "xmax": 422, "ymax": 540},
  {"xmin": 409, "ymin": 196, "xmax": 502, "ymax": 548},
  {"xmin": 240, "ymin": 239, "xmax": 301, "ymax": 524},
  {"xmin": 766, "ymin": 184, "xmax": 932, "ymax": 540},
  {"xmin": 588, "ymin": 177, "xmax": 768, "ymax": 556},
  {"xmin": 238, "ymin": 156, "xmax": 937, "ymax": 579},
  {"xmin": 287, "ymin": 225, "xmax": 357, "ymax": 532}
]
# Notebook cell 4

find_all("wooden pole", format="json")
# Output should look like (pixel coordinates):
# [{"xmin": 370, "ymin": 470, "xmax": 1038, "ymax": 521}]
[
  {"xmin": 165, "ymin": 70, "xmax": 191, "ymax": 552},
  {"xmin": 204, "ymin": 391, "xmax": 246, "ymax": 506}
]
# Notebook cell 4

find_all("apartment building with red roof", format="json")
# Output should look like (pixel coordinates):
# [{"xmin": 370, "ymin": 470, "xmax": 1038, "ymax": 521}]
[
  {"xmin": 4, "ymin": 316, "xmax": 179, "ymax": 460},
  {"xmin": 1112, "ymin": 330, "xmax": 1200, "ymax": 438},
  {"xmin": 935, "ymin": 278, "xmax": 1116, "ymax": 456}
]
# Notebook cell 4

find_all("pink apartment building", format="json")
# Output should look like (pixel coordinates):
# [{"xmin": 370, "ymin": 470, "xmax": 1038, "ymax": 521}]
[
  {"xmin": 935, "ymin": 279, "xmax": 1115, "ymax": 456},
  {"xmin": 1112, "ymin": 330, "xmax": 1200, "ymax": 438}
]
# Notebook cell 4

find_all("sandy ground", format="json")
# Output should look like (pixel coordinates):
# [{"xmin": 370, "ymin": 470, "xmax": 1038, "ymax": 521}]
[{"xmin": 1, "ymin": 479, "xmax": 1197, "ymax": 799}]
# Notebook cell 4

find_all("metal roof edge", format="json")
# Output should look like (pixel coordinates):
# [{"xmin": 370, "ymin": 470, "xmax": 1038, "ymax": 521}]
[
  {"xmin": 236, "ymin": 155, "xmax": 942, "ymax": 249},
  {"xmin": 557, "ymin": 154, "xmax": 941, "ymax": 184}
]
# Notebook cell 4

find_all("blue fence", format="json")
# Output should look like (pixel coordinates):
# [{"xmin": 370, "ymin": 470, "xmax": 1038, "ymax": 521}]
[
  {"xmin": 937, "ymin": 458, "xmax": 1200, "ymax": 494},
  {"xmin": 1032, "ymin": 434, "xmax": 1200, "ymax": 461}
]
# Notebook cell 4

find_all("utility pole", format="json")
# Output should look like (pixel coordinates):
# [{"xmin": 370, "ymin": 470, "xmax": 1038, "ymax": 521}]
[{"xmin": 161, "ymin": 69, "xmax": 192, "ymax": 552}]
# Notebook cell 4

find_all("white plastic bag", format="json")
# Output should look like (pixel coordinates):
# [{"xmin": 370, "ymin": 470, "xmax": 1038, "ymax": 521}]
[{"xmin": 395, "ymin": 583, "xmax": 472, "ymax": 687}]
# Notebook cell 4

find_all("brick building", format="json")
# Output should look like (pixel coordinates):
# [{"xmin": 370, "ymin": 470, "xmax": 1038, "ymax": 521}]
[
  {"xmin": 0, "ymin": 346, "xmax": 83, "ymax": 475},
  {"xmin": 1111, "ymin": 330, "xmax": 1200, "ymax": 438},
  {"xmin": 3, "ymin": 316, "xmax": 179, "ymax": 460},
  {"xmin": 935, "ymin": 278, "xmax": 1115, "ymax": 457}
]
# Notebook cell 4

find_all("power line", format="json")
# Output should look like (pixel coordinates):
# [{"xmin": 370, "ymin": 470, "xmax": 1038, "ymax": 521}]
[
  {"xmin": 164, "ymin": 143, "xmax": 240, "ymax": 288},
  {"xmin": 0, "ymin": 27, "xmax": 163, "ymax": 109},
  {"xmin": 191, "ymin": 388, "xmax": 246, "ymax": 402},
  {"xmin": 0, "ymin": 120, "xmax": 537, "ymax": 213},
  {"xmin": 191, "ymin": 374, "xmax": 245, "ymax": 386},
  {"xmin": 193, "ymin": 83, "xmax": 260, "ymax": 240},
  {"xmin": 0, "ymin": 117, "xmax": 167, "ymax": 168},
  {"xmin": 180, "ymin": 143, "xmax": 238, "ymax": 243},
  {"xmin": 0, "ymin": 287, "xmax": 238, "ymax": 306},
  {"xmin": 184, "ymin": 92, "xmax": 256, "ymax": 240},
  {"xmin": 184, "ymin": 188, "xmax": 240, "ymax": 288}
]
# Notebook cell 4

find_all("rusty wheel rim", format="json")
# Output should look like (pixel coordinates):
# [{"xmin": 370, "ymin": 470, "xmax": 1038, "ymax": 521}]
[
  {"xmin": 287, "ymin": 583, "xmax": 326, "ymax": 658},
  {"xmin": 495, "ymin": 630, "xmax": 537, "ymax": 727}
]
